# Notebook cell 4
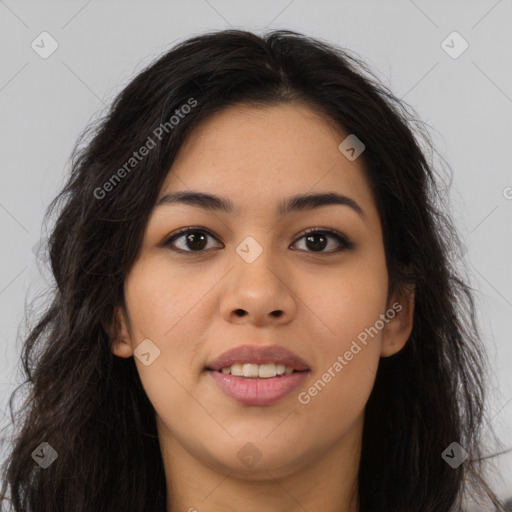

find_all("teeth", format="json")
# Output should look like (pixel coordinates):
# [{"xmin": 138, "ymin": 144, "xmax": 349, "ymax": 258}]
[{"xmin": 220, "ymin": 363, "xmax": 296, "ymax": 378}]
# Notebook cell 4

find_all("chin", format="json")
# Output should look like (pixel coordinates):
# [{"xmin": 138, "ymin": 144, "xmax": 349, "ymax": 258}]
[{"xmin": 203, "ymin": 439, "xmax": 311, "ymax": 480}]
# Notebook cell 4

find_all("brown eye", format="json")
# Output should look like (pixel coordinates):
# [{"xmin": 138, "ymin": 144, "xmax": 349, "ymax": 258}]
[
  {"xmin": 291, "ymin": 228, "xmax": 354, "ymax": 253},
  {"xmin": 181, "ymin": 231, "xmax": 208, "ymax": 251},
  {"xmin": 163, "ymin": 228, "xmax": 221, "ymax": 253},
  {"xmin": 305, "ymin": 233, "xmax": 329, "ymax": 252}
]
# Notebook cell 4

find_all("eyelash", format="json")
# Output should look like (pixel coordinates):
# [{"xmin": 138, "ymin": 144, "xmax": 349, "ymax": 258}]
[{"xmin": 161, "ymin": 226, "xmax": 354, "ymax": 254}]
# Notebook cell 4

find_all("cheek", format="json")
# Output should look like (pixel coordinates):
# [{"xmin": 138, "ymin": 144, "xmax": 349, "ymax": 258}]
[
  {"xmin": 296, "ymin": 293, "xmax": 382, "ymax": 434},
  {"xmin": 294, "ymin": 257, "xmax": 386, "ymax": 415},
  {"xmin": 299, "ymin": 252, "xmax": 388, "ymax": 348},
  {"xmin": 123, "ymin": 257, "xmax": 211, "ymax": 398},
  {"xmin": 123, "ymin": 275, "xmax": 204, "ymax": 436},
  {"xmin": 124, "ymin": 254, "xmax": 215, "ymax": 341}
]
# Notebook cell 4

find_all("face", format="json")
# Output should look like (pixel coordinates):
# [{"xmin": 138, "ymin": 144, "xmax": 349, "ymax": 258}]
[{"xmin": 111, "ymin": 102, "xmax": 414, "ymax": 482}]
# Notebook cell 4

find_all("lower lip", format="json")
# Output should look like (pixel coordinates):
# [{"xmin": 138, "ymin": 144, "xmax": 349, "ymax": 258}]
[{"xmin": 208, "ymin": 370, "xmax": 309, "ymax": 406}]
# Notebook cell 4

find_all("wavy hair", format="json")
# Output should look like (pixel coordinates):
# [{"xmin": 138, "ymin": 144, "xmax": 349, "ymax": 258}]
[{"xmin": 0, "ymin": 28, "xmax": 508, "ymax": 511}]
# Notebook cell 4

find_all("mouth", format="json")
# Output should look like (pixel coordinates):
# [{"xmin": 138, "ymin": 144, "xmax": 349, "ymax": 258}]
[
  {"xmin": 204, "ymin": 344, "xmax": 311, "ymax": 406},
  {"xmin": 205, "ymin": 344, "xmax": 311, "ymax": 373},
  {"xmin": 207, "ymin": 368, "xmax": 310, "ymax": 406},
  {"xmin": 206, "ymin": 362, "xmax": 308, "ymax": 379}
]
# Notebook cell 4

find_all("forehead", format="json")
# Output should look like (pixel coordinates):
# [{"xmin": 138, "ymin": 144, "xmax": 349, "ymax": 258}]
[{"xmin": 157, "ymin": 102, "xmax": 377, "ymax": 223}]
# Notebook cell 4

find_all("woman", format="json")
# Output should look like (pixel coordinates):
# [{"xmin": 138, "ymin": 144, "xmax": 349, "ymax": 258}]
[{"xmin": 0, "ymin": 29, "xmax": 507, "ymax": 511}]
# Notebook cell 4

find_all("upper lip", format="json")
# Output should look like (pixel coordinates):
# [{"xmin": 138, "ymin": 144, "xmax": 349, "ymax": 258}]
[{"xmin": 205, "ymin": 344, "xmax": 310, "ymax": 372}]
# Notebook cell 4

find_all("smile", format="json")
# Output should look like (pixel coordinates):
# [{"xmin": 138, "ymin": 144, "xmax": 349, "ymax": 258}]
[{"xmin": 208, "ymin": 368, "xmax": 310, "ymax": 406}]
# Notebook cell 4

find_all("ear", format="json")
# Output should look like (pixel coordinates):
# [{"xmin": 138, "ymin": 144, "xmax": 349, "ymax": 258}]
[
  {"xmin": 380, "ymin": 284, "xmax": 415, "ymax": 358},
  {"xmin": 108, "ymin": 305, "xmax": 134, "ymax": 358}
]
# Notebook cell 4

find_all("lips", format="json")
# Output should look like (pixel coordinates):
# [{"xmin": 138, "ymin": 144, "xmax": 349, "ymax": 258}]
[
  {"xmin": 205, "ymin": 344, "xmax": 310, "ymax": 372},
  {"xmin": 208, "ymin": 370, "xmax": 309, "ymax": 406}
]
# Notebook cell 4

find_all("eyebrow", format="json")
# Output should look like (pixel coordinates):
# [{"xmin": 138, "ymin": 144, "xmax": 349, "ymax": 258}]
[{"xmin": 155, "ymin": 190, "xmax": 366, "ymax": 220}]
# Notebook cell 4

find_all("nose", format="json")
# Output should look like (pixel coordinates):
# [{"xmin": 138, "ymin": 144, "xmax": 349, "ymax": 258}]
[{"xmin": 219, "ymin": 244, "xmax": 297, "ymax": 326}]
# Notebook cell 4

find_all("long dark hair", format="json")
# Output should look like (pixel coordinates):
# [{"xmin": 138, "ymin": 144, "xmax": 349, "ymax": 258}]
[{"xmin": 0, "ymin": 28, "xmax": 507, "ymax": 512}]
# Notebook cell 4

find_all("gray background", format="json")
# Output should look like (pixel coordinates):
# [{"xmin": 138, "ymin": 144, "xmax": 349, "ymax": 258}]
[{"xmin": 0, "ymin": 0, "xmax": 511, "ymax": 507}]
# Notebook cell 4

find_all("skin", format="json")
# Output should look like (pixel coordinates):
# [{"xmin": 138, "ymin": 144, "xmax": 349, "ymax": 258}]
[{"xmin": 110, "ymin": 102, "xmax": 415, "ymax": 512}]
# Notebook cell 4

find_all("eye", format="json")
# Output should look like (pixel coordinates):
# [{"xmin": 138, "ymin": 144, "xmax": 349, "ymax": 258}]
[
  {"xmin": 161, "ymin": 227, "xmax": 221, "ymax": 253},
  {"xmin": 291, "ymin": 227, "xmax": 354, "ymax": 253}
]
